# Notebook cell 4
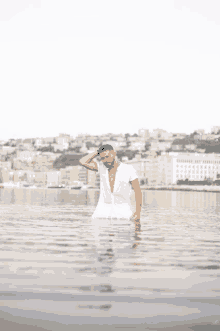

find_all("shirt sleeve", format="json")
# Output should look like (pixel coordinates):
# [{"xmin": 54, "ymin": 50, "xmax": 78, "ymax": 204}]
[
  {"xmin": 96, "ymin": 161, "xmax": 100, "ymax": 173},
  {"xmin": 129, "ymin": 165, "xmax": 138, "ymax": 182}
]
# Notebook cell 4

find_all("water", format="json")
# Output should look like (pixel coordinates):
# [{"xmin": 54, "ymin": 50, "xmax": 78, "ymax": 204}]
[{"xmin": 0, "ymin": 188, "xmax": 220, "ymax": 328}]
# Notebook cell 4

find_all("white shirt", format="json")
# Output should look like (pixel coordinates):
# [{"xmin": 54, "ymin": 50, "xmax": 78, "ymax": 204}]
[{"xmin": 92, "ymin": 161, "xmax": 138, "ymax": 219}]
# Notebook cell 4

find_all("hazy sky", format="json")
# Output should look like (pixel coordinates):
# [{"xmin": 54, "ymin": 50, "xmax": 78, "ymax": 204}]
[{"xmin": 1, "ymin": 0, "xmax": 220, "ymax": 140}]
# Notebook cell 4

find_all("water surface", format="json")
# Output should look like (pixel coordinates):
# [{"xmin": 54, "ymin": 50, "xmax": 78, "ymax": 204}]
[{"xmin": 0, "ymin": 188, "xmax": 219, "ymax": 326}]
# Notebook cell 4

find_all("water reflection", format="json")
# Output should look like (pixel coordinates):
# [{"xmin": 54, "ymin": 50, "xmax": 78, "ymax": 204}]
[
  {"xmin": 132, "ymin": 219, "xmax": 141, "ymax": 250},
  {"xmin": 0, "ymin": 188, "xmax": 219, "ymax": 305},
  {"xmin": 0, "ymin": 188, "xmax": 90, "ymax": 206},
  {"xmin": 143, "ymin": 190, "xmax": 220, "ymax": 213},
  {"xmin": 1, "ymin": 188, "xmax": 220, "ymax": 213},
  {"xmin": 90, "ymin": 217, "xmax": 143, "ymax": 276}
]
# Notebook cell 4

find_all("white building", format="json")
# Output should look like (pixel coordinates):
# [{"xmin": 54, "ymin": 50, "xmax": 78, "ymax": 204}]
[
  {"xmin": 102, "ymin": 140, "xmax": 125, "ymax": 151},
  {"xmin": 56, "ymin": 137, "xmax": 69, "ymax": 149},
  {"xmin": 211, "ymin": 126, "xmax": 220, "ymax": 134},
  {"xmin": 35, "ymin": 138, "xmax": 44, "ymax": 148},
  {"xmin": 80, "ymin": 143, "xmax": 89, "ymax": 153},
  {"xmin": 150, "ymin": 141, "xmax": 172, "ymax": 151},
  {"xmin": 47, "ymin": 171, "xmax": 61, "ymax": 186},
  {"xmin": 185, "ymin": 144, "xmax": 196, "ymax": 150},
  {"xmin": 195, "ymin": 129, "xmax": 205, "ymax": 135},
  {"xmin": 150, "ymin": 129, "xmax": 173, "ymax": 140},
  {"xmin": 126, "ymin": 154, "xmax": 172, "ymax": 186},
  {"xmin": 126, "ymin": 152, "xmax": 220, "ymax": 186},
  {"xmin": 129, "ymin": 141, "xmax": 146, "ymax": 151},
  {"xmin": 0, "ymin": 161, "xmax": 12, "ymax": 170},
  {"xmin": 201, "ymin": 134, "xmax": 220, "ymax": 141},
  {"xmin": 43, "ymin": 137, "xmax": 55, "ymax": 144},
  {"xmin": 0, "ymin": 146, "xmax": 16, "ymax": 154},
  {"xmin": 138, "ymin": 128, "xmax": 150, "ymax": 139},
  {"xmin": 171, "ymin": 152, "xmax": 220, "ymax": 183},
  {"xmin": 17, "ymin": 151, "xmax": 39, "ymax": 162},
  {"xmin": 172, "ymin": 133, "xmax": 187, "ymax": 139},
  {"xmin": 53, "ymin": 144, "xmax": 67, "ymax": 152}
]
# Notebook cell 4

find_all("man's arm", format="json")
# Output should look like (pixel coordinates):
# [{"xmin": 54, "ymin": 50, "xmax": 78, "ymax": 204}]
[
  {"xmin": 131, "ymin": 178, "xmax": 142, "ymax": 220},
  {"xmin": 79, "ymin": 149, "xmax": 99, "ymax": 172}
]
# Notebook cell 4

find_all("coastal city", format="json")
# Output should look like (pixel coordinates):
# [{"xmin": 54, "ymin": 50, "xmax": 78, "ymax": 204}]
[{"xmin": 1, "ymin": 126, "xmax": 220, "ymax": 190}]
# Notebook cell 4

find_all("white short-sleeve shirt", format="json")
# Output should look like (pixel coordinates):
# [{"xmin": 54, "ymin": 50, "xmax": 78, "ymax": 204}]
[{"xmin": 92, "ymin": 161, "xmax": 138, "ymax": 219}]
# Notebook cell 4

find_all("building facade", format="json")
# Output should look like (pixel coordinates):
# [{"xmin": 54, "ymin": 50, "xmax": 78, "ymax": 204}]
[
  {"xmin": 126, "ymin": 152, "xmax": 220, "ymax": 186},
  {"xmin": 172, "ymin": 152, "xmax": 220, "ymax": 183}
]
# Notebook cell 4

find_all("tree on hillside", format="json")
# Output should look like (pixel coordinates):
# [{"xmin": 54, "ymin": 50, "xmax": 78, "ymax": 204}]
[
  {"xmin": 70, "ymin": 146, "xmax": 81, "ymax": 153},
  {"xmin": 126, "ymin": 141, "xmax": 131, "ymax": 148},
  {"xmin": 86, "ymin": 141, "xmax": 97, "ymax": 149},
  {"xmin": 37, "ymin": 144, "xmax": 54, "ymax": 153},
  {"xmin": 54, "ymin": 149, "xmax": 64, "ymax": 153},
  {"xmin": 144, "ymin": 141, "xmax": 151, "ymax": 151},
  {"xmin": 187, "ymin": 131, "xmax": 198, "ymax": 139},
  {"xmin": 116, "ymin": 149, "xmax": 138, "ymax": 161},
  {"xmin": 205, "ymin": 144, "xmax": 220, "ymax": 153}
]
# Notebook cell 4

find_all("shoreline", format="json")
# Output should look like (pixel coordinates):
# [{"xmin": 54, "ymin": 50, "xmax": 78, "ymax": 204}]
[
  {"xmin": 1, "ymin": 185, "xmax": 220, "ymax": 193},
  {"xmin": 140, "ymin": 185, "xmax": 220, "ymax": 193}
]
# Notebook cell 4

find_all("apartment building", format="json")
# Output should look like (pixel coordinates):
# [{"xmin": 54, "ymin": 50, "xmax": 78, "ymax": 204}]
[
  {"xmin": 13, "ymin": 158, "xmax": 34, "ymax": 171},
  {"xmin": 138, "ymin": 129, "xmax": 150, "ymax": 139},
  {"xmin": 79, "ymin": 166, "xmax": 88, "ymax": 185},
  {"xmin": 60, "ymin": 166, "xmax": 81, "ymax": 186},
  {"xmin": 47, "ymin": 171, "xmax": 61, "ymax": 187},
  {"xmin": 127, "ymin": 153, "xmax": 173, "ymax": 186},
  {"xmin": 172, "ymin": 133, "xmax": 187, "ymax": 139},
  {"xmin": 135, "ymin": 152, "xmax": 220, "ymax": 185},
  {"xmin": 16, "ymin": 151, "xmax": 39, "ymax": 162},
  {"xmin": 35, "ymin": 138, "xmax": 44, "ymax": 148},
  {"xmin": 126, "ymin": 156, "xmax": 166, "ymax": 185},
  {"xmin": 80, "ymin": 143, "xmax": 89, "ymax": 153},
  {"xmin": 47, "ymin": 166, "xmax": 96, "ymax": 187},
  {"xmin": 0, "ymin": 169, "xmax": 10, "ymax": 183},
  {"xmin": 0, "ymin": 161, "xmax": 12, "ymax": 170},
  {"xmin": 53, "ymin": 144, "xmax": 67, "ymax": 152},
  {"xmin": 34, "ymin": 172, "xmax": 47, "ymax": 187},
  {"xmin": 43, "ymin": 137, "xmax": 55, "ymax": 144},
  {"xmin": 127, "ymin": 141, "xmax": 145, "ymax": 151},
  {"xmin": 201, "ymin": 134, "xmax": 220, "ymax": 141},
  {"xmin": 95, "ymin": 172, "xmax": 100, "ymax": 188},
  {"xmin": 56, "ymin": 134, "xmax": 70, "ymax": 149},
  {"xmin": 150, "ymin": 141, "xmax": 172, "ymax": 152},
  {"xmin": 0, "ymin": 146, "xmax": 16, "ymax": 156},
  {"xmin": 87, "ymin": 169, "xmax": 96, "ymax": 187},
  {"xmin": 102, "ymin": 140, "xmax": 125, "ymax": 151},
  {"xmin": 172, "ymin": 152, "xmax": 220, "ymax": 183},
  {"xmin": 32, "ymin": 153, "xmax": 56, "ymax": 172},
  {"xmin": 211, "ymin": 126, "xmax": 220, "ymax": 134},
  {"xmin": 150, "ymin": 129, "xmax": 173, "ymax": 140},
  {"xmin": 13, "ymin": 170, "xmax": 27, "ymax": 182}
]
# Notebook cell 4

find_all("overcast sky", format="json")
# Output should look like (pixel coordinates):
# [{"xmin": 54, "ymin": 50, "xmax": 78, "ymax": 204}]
[{"xmin": 0, "ymin": 0, "xmax": 220, "ymax": 140}]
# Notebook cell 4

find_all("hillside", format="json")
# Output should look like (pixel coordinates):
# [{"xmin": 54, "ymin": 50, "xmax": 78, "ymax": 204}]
[{"xmin": 53, "ymin": 153, "xmax": 87, "ymax": 169}]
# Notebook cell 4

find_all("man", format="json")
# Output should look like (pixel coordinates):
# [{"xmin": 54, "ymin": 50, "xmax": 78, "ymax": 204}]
[{"xmin": 79, "ymin": 144, "xmax": 142, "ymax": 220}]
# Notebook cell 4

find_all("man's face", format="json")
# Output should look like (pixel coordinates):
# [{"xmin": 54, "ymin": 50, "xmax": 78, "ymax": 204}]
[{"xmin": 99, "ymin": 150, "xmax": 116, "ymax": 168}]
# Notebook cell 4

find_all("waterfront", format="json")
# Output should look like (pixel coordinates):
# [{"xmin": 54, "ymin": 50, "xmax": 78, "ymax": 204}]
[
  {"xmin": 142, "ymin": 184, "xmax": 220, "ymax": 193},
  {"xmin": 0, "ymin": 188, "xmax": 220, "ymax": 330}
]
